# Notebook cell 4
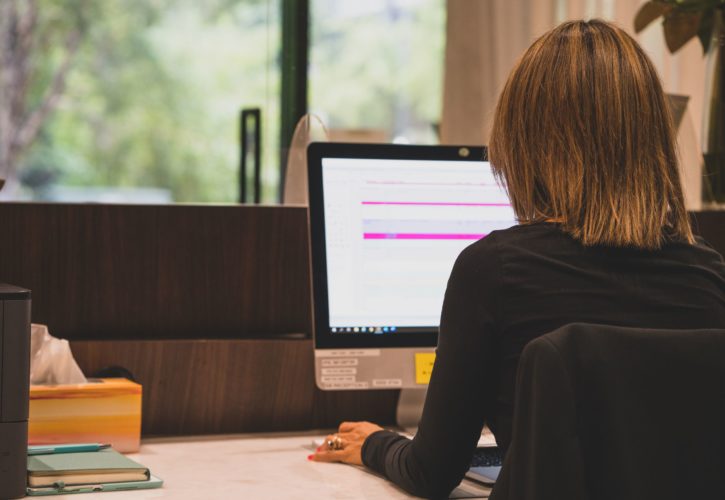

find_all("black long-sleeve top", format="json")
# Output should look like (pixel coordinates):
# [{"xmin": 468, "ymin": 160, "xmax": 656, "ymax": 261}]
[{"xmin": 361, "ymin": 222, "xmax": 725, "ymax": 499}]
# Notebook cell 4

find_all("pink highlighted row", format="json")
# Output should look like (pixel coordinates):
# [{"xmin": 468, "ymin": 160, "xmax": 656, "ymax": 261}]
[
  {"xmin": 361, "ymin": 201, "xmax": 510, "ymax": 207},
  {"xmin": 364, "ymin": 233, "xmax": 487, "ymax": 240}
]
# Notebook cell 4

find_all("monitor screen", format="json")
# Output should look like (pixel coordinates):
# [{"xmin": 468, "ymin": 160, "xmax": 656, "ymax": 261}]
[{"xmin": 308, "ymin": 143, "xmax": 517, "ymax": 349}]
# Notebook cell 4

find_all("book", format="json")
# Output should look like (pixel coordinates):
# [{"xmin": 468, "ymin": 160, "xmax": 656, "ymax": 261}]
[
  {"xmin": 26, "ymin": 475, "xmax": 164, "ymax": 496},
  {"xmin": 27, "ymin": 449, "xmax": 149, "ymax": 487}
]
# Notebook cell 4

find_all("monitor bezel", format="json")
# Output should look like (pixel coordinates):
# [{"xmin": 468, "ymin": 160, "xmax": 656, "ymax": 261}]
[{"xmin": 307, "ymin": 142, "xmax": 488, "ymax": 349}]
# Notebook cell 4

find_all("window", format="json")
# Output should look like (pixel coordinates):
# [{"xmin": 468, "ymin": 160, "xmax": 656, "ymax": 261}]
[
  {"xmin": 2, "ymin": 0, "xmax": 278, "ymax": 203},
  {"xmin": 309, "ymin": 0, "xmax": 446, "ymax": 145},
  {"xmin": 1, "ymin": 0, "xmax": 447, "ymax": 203}
]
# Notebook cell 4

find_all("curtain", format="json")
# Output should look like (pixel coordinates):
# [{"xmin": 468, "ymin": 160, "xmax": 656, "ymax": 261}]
[
  {"xmin": 440, "ymin": 0, "xmax": 555, "ymax": 144},
  {"xmin": 441, "ymin": 0, "xmax": 706, "ymax": 208}
]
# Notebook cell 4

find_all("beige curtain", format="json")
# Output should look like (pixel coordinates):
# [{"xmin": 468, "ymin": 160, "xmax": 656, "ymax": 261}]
[
  {"xmin": 441, "ymin": 0, "xmax": 706, "ymax": 208},
  {"xmin": 440, "ymin": 0, "xmax": 556, "ymax": 144}
]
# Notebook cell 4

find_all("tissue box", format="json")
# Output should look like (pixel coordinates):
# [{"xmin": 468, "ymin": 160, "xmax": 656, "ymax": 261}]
[{"xmin": 29, "ymin": 378, "xmax": 141, "ymax": 453}]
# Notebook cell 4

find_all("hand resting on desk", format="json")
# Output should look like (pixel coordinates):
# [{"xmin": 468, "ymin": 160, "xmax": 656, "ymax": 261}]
[{"xmin": 309, "ymin": 421, "xmax": 383, "ymax": 466}]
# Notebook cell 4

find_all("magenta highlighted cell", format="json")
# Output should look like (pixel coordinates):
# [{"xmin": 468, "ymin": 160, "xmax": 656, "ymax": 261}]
[
  {"xmin": 361, "ymin": 201, "xmax": 510, "ymax": 207},
  {"xmin": 364, "ymin": 233, "xmax": 487, "ymax": 240},
  {"xmin": 365, "ymin": 181, "xmax": 493, "ymax": 186}
]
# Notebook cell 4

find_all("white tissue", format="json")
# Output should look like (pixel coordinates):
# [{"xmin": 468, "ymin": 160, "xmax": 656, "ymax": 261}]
[{"xmin": 30, "ymin": 324, "xmax": 87, "ymax": 385}]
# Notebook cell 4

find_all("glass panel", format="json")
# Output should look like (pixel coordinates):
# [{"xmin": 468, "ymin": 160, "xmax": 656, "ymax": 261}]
[
  {"xmin": 309, "ymin": 0, "xmax": 446, "ymax": 145},
  {"xmin": 0, "ymin": 0, "xmax": 279, "ymax": 203}
]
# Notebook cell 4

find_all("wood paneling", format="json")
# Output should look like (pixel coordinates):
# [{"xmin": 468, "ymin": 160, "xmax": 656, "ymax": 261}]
[
  {"xmin": 0, "ymin": 203, "xmax": 312, "ymax": 340},
  {"xmin": 2, "ymin": 203, "xmax": 719, "ymax": 436},
  {"xmin": 2, "ymin": 203, "xmax": 720, "ymax": 344},
  {"xmin": 70, "ymin": 339, "xmax": 399, "ymax": 435},
  {"xmin": 0, "ymin": 203, "xmax": 399, "ymax": 435}
]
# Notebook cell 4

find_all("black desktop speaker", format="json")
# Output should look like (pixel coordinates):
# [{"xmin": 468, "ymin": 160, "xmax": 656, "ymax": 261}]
[{"xmin": 0, "ymin": 285, "xmax": 31, "ymax": 499}]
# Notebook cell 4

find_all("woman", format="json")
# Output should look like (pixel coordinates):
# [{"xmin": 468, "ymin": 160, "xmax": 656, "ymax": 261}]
[{"xmin": 309, "ymin": 19, "xmax": 725, "ymax": 499}]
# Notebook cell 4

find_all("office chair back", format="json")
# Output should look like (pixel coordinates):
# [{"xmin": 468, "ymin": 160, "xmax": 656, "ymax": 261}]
[{"xmin": 490, "ymin": 323, "xmax": 725, "ymax": 500}]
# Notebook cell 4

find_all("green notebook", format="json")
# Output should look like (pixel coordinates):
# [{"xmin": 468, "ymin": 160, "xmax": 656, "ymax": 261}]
[{"xmin": 27, "ymin": 449, "xmax": 149, "ymax": 487}]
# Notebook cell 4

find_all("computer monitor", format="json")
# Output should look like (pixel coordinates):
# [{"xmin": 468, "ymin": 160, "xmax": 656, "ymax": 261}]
[{"xmin": 307, "ymin": 143, "xmax": 516, "ymax": 423}]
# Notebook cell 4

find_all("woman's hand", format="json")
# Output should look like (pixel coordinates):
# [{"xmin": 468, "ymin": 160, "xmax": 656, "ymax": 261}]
[{"xmin": 309, "ymin": 421, "xmax": 384, "ymax": 466}]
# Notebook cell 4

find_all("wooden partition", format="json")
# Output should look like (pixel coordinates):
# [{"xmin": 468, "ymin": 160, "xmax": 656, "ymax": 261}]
[
  {"xmin": 1, "ymin": 204, "xmax": 722, "ymax": 436},
  {"xmin": 0, "ymin": 203, "xmax": 312, "ymax": 340},
  {"xmin": 69, "ymin": 338, "xmax": 398, "ymax": 435},
  {"xmin": 0, "ymin": 203, "xmax": 399, "ymax": 435}
]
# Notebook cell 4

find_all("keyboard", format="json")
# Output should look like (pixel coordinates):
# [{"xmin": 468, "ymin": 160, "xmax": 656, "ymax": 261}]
[{"xmin": 470, "ymin": 447, "xmax": 503, "ymax": 468}]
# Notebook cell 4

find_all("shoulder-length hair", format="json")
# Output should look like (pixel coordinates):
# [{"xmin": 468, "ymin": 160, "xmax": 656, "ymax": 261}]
[{"xmin": 489, "ymin": 19, "xmax": 693, "ymax": 250}]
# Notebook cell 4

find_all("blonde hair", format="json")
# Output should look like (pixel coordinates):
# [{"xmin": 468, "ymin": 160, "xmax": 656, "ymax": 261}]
[{"xmin": 489, "ymin": 19, "xmax": 693, "ymax": 250}]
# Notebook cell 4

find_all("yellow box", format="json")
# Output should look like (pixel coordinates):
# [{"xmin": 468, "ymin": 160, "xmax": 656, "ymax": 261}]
[{"xmin": 29, "ymin": 378, "xmax": 142, "ymax": 453}]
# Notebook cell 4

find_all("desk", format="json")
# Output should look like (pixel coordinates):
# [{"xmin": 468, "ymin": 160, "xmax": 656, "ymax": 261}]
[{"xmin": 50, "ymin": 432, "xmax": 491, "ymax": 499}]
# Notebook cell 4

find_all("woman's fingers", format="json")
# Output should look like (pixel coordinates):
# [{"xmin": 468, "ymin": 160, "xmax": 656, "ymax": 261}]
[
  {"xmin": 323, "ymin": 432, "xmax": 352, "ymax": 450},
  {"xmin": 310, "ymin": 449, "xmax": 348, "ymax": 463},
  {"xmin": 311, "ymin": 444, "xmax": 363, "ymax": 466},
  {"xmin": 309, "ymin": 422, "xmax": 377, "ymax": 466},
  {"xmin": 338, "ymin": 421, "xmax": 358, "ymax": 432},
  {"xmin": 339, "ymin": 421, "xmax": 384, "ymax": 436},
  {"xmin": 323, "ymin": 431, "xmax": 361, "ymax": 450}
]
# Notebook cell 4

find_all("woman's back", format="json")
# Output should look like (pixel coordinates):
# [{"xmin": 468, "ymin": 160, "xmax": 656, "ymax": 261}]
[{"xmin": 464, "ymin": 222, "xmax": 725, "ymax": 450}]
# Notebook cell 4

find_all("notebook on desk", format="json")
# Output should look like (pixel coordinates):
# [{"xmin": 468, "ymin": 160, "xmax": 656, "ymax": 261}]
[
  {"xmin": 27, "ymin": 448, "xmax": 163, "ymax": 496},
  {"xmin": 27, "ymin": 448, "xmax": 150, "ymax": 487},
  {"xmin": 26, "ymin": 475, "xmax": 164, "ymax": 496}
]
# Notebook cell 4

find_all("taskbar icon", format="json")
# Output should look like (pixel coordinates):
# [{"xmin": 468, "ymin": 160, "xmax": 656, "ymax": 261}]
[{"xmin": 330, "ymin": 326, "xmax": 398, "ymax": 334}]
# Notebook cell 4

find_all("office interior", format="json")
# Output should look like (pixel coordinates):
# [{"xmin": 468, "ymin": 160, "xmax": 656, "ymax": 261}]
[{"xmin": 1, "ymin": 1, "xmax": 724, "ymax": 499}]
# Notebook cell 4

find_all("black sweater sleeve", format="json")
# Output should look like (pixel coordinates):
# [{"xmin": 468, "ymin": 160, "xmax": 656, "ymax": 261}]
[{"xmin": 361, "ymin": 239, "xmax": 501, "ymax": 499}]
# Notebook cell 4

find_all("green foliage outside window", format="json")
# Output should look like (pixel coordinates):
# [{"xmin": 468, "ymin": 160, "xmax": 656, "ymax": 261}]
[
  {"xmin": 11, "ymin": 0, "xmax": 277, "ymax": 202},
  {"xmin": 3, "ymin": 0, "xmax": 444, "ymax": 203}
]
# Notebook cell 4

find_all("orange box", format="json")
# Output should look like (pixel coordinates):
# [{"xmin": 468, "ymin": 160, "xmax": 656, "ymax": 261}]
[{"xmin": 29, "ymin": 378, "xmax": 141, "ymax": 453}]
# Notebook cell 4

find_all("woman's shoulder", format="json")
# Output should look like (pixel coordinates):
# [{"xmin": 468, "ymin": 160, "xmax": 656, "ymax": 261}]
[
  {"xmin": 667, "ymin": 236, "xmax": 725, "ymax": 277},
  {"xmin": 454, "ymin": 223, "xmax": 564, "ymax": 276},
  {"xmin": 468, "ymin": 223, "xmax": 724, "ymax": 262},
  {"xmin": 463, "ymin": 224, "xmax": 725, "ymax": 283},
  {"xmin": 690, "ymin": 236, "xmax": 725, "ymax": 263},
  {"xmin": 464, "ymin": 222, "xmax": 566, "ymax": 257}
]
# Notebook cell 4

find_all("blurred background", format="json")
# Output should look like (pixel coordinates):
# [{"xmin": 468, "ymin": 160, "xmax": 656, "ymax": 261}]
[{"xmin": 0, "ymin": 0, "xmax": 705, "ymax": 204}]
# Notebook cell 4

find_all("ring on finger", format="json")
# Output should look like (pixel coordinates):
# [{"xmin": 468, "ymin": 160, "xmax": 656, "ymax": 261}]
[{"xmin": 327, "ymin": 434, "xmax": 344, "ymax": 450}]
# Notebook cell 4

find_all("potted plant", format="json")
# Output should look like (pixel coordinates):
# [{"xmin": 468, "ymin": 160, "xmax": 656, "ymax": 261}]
[{"xmin": 635, "ymin": 0, "xmax": 725, "ymax": 206}]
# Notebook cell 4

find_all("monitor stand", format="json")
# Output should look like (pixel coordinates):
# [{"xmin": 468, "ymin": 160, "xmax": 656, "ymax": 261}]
[{"xmin": 396, "ymin": 388, "xmax": 427, "ymax": 433}]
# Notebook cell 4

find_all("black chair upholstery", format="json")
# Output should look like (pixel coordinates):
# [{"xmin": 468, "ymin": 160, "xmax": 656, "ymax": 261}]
[{"xmin": 490, "ymin": 323, "xmax": 725, "ymax": 500}]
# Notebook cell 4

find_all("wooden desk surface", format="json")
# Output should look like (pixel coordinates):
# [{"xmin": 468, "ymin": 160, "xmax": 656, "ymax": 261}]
[{"xmin": 48, "ymin": 432, "xmax": 490, "ymax": 499}]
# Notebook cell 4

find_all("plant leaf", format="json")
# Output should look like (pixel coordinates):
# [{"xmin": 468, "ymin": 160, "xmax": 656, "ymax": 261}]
[
  {"xmin": 635, "ymin": 1, "xmax": 673, "ymax": 32},
  {"xmin": 663, "ymin": 11, "xmax": 703, "ymax": 52},
  {"xmin": 697, "ymin": 8, "xmax": 715, "ymax": 54}
]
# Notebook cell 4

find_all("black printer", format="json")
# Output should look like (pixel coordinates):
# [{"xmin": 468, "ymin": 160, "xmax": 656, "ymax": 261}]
[{"xmin": 0, "ymin": 284, "xmax": 30, "ymax": 499}]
